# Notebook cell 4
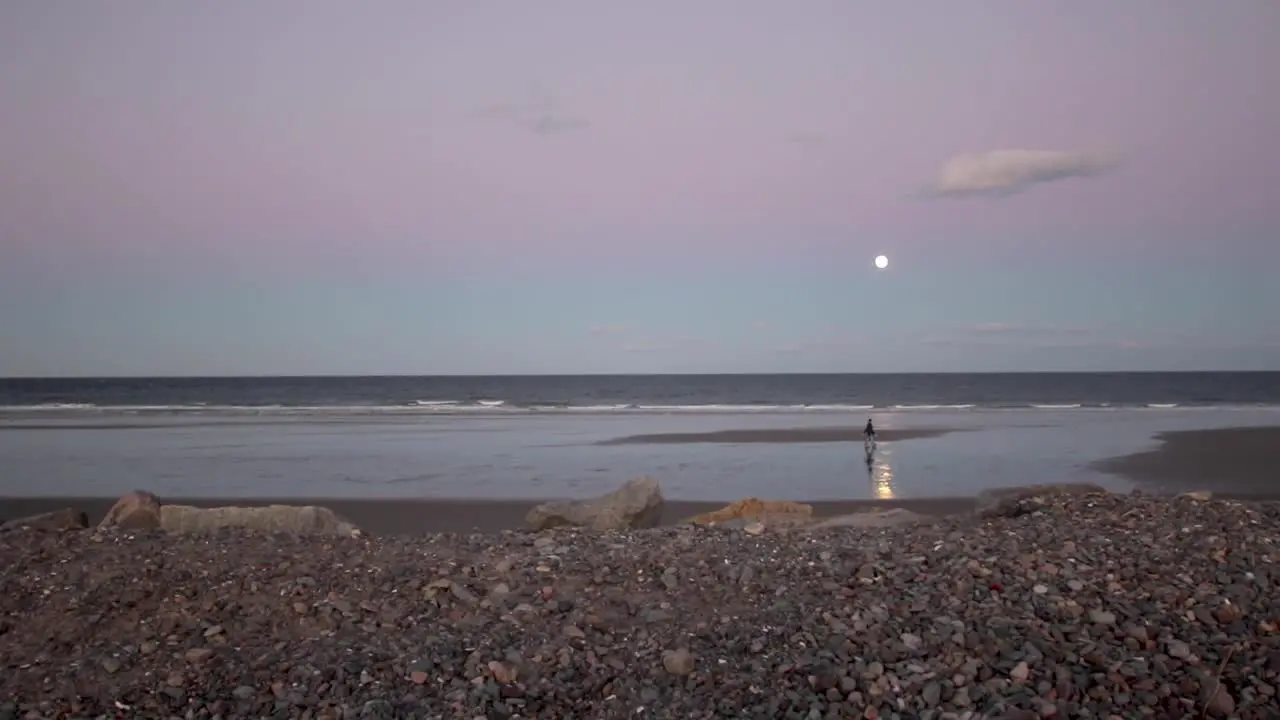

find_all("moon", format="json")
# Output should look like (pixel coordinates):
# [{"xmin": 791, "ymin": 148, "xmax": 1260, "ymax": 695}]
[{"xmin": 874, "ymin": 254, "xmax": 889, "ymax": 269}]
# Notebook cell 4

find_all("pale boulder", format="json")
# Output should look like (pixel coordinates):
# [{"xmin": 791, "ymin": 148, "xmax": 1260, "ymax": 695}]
[
  {"xmin": 526, "ymin": 476, "xmax": 664, "ymax": 531},
  {"xmin": 974, "ymin": 483, "xmax": 1109, "ymax": 518},
  {"xmin": 160, "ymin": 504, "xmax": 361, "ymax": 537},
  {"xmin": 1177, "ymin": 490, "xmax": 1213, "ymax": 501},
  {"xmin": 99, "ymin": 490, "xmax": 163, "ymax": 530}
]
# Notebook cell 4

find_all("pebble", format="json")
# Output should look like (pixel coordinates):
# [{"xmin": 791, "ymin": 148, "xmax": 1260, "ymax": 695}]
[
  {"xmin": 662, "ymin": 648, "xmax": 695, "ymax": 676},
  {"xmin": 1088, "ymin": 609, "xmax": 1117, "ymax": 625},
  {"xmin": 0, "ymin": 491, "xmax": 1276, "ymax": 718}
]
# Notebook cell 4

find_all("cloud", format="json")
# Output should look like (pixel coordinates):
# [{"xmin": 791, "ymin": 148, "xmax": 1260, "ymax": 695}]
[
  {"xmin": 771, "ymin": 328, "xmax": 860, "ymax": 355},
  {"xmin": 787, "ymin": 131, "xmax": 826, "ymax": 147},
  {"xmin": 963, "ymin": 322, "xmax": 1018, "ymax": 334},
  {"xmin": 622, "ymin": 342, "xmax": 668, "ymax": 353},
  {"xmin": 619, "ymin": 333, "xmax": 710, "ymax": 353},
  {"xmin": 958, "ymin": 322, "xmax": 1091, "ymax": 337},
  {"xmin": 920, "ymin": 323, "xmax": 1094, "ymax": 347},
  {"xmin": 588, "ymin": 324, "xmax": 626, "ymax": 335},
  {"xmin": 477, "ymin": 86, "xmax": 588, "ymax": 136},
  {"xmin": 919, "ymin": 325, "xmax": 1280, "ymax": 355},
  {"xmin": 923, "ymin": 149, "xmax": 1119, "ymax": 199}
]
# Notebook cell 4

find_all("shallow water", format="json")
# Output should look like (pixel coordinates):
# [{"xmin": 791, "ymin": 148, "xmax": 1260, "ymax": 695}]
[{"xmin": 2, "ymin": 407, "xmax": 1278, "ymax": 500}]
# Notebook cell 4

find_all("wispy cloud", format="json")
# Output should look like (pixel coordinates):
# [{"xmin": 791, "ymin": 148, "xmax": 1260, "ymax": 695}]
[
  {"xmin": 772, "ymin": 327, "xmax": 859, "ymax": 355},
  {"xmin": 588, "ymin": 324, "xmax": 626, "ymax": 335},
  {"xmin": 621, "ymin": 341, "xmax": 668, "ymax": 353},
  {"xmin": 750, "ymin": 320, "xmax": 775, "ymax": 333},
  {"xmin": 620, "ymin": 333, "xmax": 710, "ymax": 354},
  {"xmin": 787, "ymin": 131, "xmax": 826, "ymax": 147},
  {"xmin": 477, "ymin": 86, "xmax": 589, "ymax": 136},
  {"xmin": 919, "ymin": 325, "xmax": 1280, "ymax": 353},
  {"xmin": 920, "ymin": 323, "xmax": 1095, "ymax": 347},
  {"xmin": 921, "ymin": 149, "xmax": 1119, "ymax": 199},
  {"xmin": 957, "ymin": 322, "xmax": 1091, "ymax": 337},
  {"xmin": 588, "ymin": 324, "xmax": 710, "ymax": 353},
  {"xmin": 773, "ymin": 339, "xmax": 857, "ymax": 355}
]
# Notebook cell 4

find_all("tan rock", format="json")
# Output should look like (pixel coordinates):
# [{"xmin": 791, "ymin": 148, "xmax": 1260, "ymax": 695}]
[
  {"xmin": 99, "ymin": 490, "xmax": 163, "ymax": 530},
  {"xmin": 1177, "ymin": 490, "xmax": 1213, "ymax": 501},
  {"xmin": 526, "ymin": 476, "xmax": 664, "ymax": 531},
  {"xmin": 662, "ymin": 648, "xmax": 695, "ymax": 675},
  {"xmin": 0, "ymin": 508, "xmax": 89, "ymax": 533},
  {"xmin": 687, "ymin": 498, "xmax": 814, "ymax": 526},
  {"xmin": 159, "ymin": 504, "xmax": 361, "ymax": 537},
  {"xmin": 488, "ymin": 660, "xmax": 517, "ymax": 684}
]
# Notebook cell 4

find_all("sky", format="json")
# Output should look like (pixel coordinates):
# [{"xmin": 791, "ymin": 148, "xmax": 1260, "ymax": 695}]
[{"xmin": 1, "ymin": 1, "xmax": 1278, "ymax": 376}]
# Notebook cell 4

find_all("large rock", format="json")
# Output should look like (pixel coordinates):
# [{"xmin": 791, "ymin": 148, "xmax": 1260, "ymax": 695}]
[
  {"xmin": 809, "ymin": 508, "xmax": 924, "ymax": 530},
  {"xmin": 0, "ymin": 508, "xmax": 89, "ymax": 533},
  {"xmin": 526, "ymin": 477, "xmax": 664, "ymax": 531},
  {"xmin": 974, "ymin": 483, "xmax": 1109, "ymax": 518},
  {"xmin": 687, "ymin": 498, "xmax": 814, "ymax": 526},
  {"xmin": 99, "ymin": 490, "xmax": 163, "ymax": 530},
  {"xmin": 159, "ymin": 504, "xmax": 361, "ymax": 537}
]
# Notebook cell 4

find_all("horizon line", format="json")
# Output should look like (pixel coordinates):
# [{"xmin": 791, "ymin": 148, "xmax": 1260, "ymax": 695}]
[{"xmin": 2, "ymin": 369, "xmax": 1278, "ymax": 381}]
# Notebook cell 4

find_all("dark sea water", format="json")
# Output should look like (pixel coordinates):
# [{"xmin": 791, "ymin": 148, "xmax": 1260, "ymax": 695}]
[
  {"xmin": 3, "ymin": 373, "xmax": 1279, "ymax": 501},
  {"xmin": 2, "ymin": 372, "xmax": 1279, "ymax": 414}
]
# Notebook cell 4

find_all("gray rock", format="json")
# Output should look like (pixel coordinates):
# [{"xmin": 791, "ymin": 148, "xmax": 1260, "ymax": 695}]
[
  {"xmin": 1088, "ymin": 609, "xmax": 1117, "ymax": 625},
  {"xmin": 0, "ymin": 508, "xmax": 88, "ymax": 533},
  {"xmin": 525, "ymin": 476, "xmax": 664, "ymax": 531},
  {"xmin": 974, "ymin": 483, "xmax": 1109, "ymax": 518},
  {"xmin": 1203, "ymin": 682, "xmax": 1235, "ymax": 717},
  {"xmin": 159, "ymin": 504, "xmax": 361, "ymax": 537},
  {"xmin": 0, "ymin": 488, "xmax": 1276, "ymax": 718}
]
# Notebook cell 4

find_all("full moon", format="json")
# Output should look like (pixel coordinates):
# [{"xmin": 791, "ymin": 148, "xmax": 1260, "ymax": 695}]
[{"xmin": 874, "ymin": 255, "xmax": 889, "ymax": 269}]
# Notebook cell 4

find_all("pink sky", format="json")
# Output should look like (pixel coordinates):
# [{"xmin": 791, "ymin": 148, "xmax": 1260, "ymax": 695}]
[{"xmin": 1, "ymin": 2, "xmax": 1277, "ymax": 374}]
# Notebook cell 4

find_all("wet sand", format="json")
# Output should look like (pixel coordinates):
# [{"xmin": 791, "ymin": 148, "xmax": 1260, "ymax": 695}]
[
  {"xmin": 0, "ymin": 495, "xmax": 974, "ymax": 536},
  {"xmin": 597, "ymin": 426, "xmax": 954, "ymax": 445},
  {"xmin": 1093, "ymin": 425, "xmax": 1280, "ymax": 497}
]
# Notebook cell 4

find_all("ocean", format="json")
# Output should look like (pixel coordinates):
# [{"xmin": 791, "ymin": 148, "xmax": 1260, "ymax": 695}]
[
  {"xmin": 2, "ymin": 373, "xmax": 1278, "ymax": 501},
  {"xmin": 4, "ymin": 372, "xmax": 1279, "ymax": 412}
]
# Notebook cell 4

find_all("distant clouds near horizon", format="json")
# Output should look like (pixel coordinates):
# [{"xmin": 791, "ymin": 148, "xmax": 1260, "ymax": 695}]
[{"xmin": 0, "ymin": 2, "xmax": 1277, "ymax": 376}]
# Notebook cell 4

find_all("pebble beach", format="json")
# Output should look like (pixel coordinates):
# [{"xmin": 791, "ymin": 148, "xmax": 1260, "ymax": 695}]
[{"xmin": 3, "ymin": 489, "xmax": 1278, "ymax": 719}]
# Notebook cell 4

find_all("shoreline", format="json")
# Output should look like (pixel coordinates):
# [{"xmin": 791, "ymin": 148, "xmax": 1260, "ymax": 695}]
[{"xmin": 597, "ymin": 426, "xmax": 955, "ymax": 445}]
